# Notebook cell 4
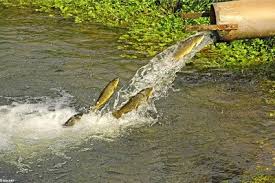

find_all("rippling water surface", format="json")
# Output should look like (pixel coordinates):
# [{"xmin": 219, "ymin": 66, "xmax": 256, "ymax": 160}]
[{"xmin": 0, "ymin": 7, "xmax": 274, "ymax": 183}]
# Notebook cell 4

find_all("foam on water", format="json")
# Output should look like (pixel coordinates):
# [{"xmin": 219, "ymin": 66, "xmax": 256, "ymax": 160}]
[
  {"xmin": 0, "ymin": 90, "xmax": 155, "ymax": 171},
  {"xmin": 0, "ymin": 32, "xmax": 215, "ymax": 171}
]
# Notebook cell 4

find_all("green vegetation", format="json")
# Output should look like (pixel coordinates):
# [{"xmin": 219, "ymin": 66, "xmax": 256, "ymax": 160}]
[
  {"xmin": 0, "ymin": 0, "xmax": 274, "ymax": 70},
  {"xmin": 197, "ymin": 38, "xmax": 274, "ymax": 70},
  {"xmin": 243, "ymin": 175, "xmax": 275, "ymax": 183}
]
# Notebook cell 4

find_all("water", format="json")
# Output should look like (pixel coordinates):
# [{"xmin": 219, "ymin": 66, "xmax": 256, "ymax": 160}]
[{"xmin": 0, "ymin": 7, "xmax": 274, "ymax": 182}]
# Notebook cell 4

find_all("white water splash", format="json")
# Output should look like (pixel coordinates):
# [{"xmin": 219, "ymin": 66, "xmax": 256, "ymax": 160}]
[
  {"xmin": 0, "ymin": 91, "xmax": 155, "ymax": 173},
  {"xmin": 0, "ymin": 90, "xmax": 154, "ymax": 157},
  {"xmin": 114, "ymin": 31, "xmax": 215, "ymax": 108}
]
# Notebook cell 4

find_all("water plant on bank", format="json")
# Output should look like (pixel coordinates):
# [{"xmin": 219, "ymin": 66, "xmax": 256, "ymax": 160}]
[
  {"xmin": 0, "ymin": 0, "xmax": 274, "ymax": 70},
  {"xmin": 244, "ymin": 175, "xmax": 275, "ymax": 183},
  {"xmin": 196, "ymin": 37, "xmax": 275, "ymax": 70}
]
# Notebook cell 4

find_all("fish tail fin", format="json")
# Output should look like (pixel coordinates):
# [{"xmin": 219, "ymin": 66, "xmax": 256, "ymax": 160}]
[{"xmin": 112, "ymin": 111, "xmax": 121, "ymax": 119}]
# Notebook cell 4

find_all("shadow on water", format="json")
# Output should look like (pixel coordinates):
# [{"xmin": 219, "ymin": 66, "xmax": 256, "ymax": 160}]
[{"xmin": 0, "ymin": 7, "xmax": 274, "ymax": 183}]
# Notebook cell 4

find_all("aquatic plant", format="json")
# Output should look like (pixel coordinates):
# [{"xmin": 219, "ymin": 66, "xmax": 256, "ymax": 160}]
[
  {"xmin": 243, "ymin": 175, "xmax": 275, "ymax": 183},
  {"xmin": 0, "ymin": 0, "xmax": 274, "ymax": 70},
  {"xmin": 197, "ymin": 38, "xmax": 275, "ymax": 70}
]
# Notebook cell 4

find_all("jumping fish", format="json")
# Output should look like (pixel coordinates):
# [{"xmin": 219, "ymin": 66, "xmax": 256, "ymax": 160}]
[
  {"xmin": 63, "ymin": 78, "xmax": 120, "ymax": 127},
  {"xmin": 112, "ymin": 87, "xmax": 153, "ymax": 119},
  {"xmin": 63, "ymin": 113, "xmax": 83, "ymax": 127},
  {"xmin": 91, "ymin": 77, "xmax": 120, "ymax": 112},
  {"xmin": 173, "ymin": 34, "xmax": 205, "ymax": 61}
]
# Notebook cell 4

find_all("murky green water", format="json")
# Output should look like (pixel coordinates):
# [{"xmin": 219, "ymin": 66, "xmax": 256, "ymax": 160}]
[{"xmin": 0, "ymin": 7, "xmax": 274, "ymax": 183}]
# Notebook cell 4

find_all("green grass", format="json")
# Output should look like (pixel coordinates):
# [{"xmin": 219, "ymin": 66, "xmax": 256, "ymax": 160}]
[
  {"xmin": 0, "ymin": 0, "xmax": 274, "ymax": 70},
  {"xmin": 244, "ymin": 175, "xmax": 275, "ymax": 183}
]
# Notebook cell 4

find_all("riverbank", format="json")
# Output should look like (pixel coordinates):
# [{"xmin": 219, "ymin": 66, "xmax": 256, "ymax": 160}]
[{"xmin": 0, "ymin": 0, "xmax": 274, "ymax": 70}]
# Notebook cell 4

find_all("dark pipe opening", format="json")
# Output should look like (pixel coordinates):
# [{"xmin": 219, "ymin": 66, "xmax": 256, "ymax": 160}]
[
  {"xmin": 209, "ymin": 4, "xmax": 221, "ymax": 42},
  {"xmin": 210, "ymin": 5, "xmax": 217, "ymax": 25}
]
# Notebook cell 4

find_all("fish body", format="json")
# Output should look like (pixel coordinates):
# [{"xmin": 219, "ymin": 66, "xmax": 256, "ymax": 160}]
[
  {"xmin": 62, "ymin": 78, "xmax": 119, "ymax": 127},
  {"xmin": 93, "ymin": 77, "xmax": 120, "ymax": 111},
  {"xmin": 63, "ymin": 113, "xmax": 83, "ymax": 127},
  {"xmin": 112, "ymin": 87, "xmax": 153, "ymax": 119},
  {"xmin": 173, "ymin": 35, "xmax": 205, "ymax": 61}
]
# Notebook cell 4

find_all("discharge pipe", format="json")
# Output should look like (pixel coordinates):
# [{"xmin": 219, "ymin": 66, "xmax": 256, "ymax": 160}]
[{"xmin": 183, "ymin": 0, "xmax": 275, "ymax": 42}]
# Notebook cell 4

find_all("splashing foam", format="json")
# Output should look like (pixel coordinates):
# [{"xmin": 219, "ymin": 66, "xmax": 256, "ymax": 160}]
[
  {"xmin": 113, "ymin": 32, "xmax": 214, "ymax": 108},
  {"xmin": 0, "ymin": 32, "xmax": 214, "ymax": 170},
  {"xmin": 0, "ymin": 93, "xmax": 153, "ymax": 151},
  {"xmin": 0, "ymin": 91, "xmax": 154, "ymax": 172}
]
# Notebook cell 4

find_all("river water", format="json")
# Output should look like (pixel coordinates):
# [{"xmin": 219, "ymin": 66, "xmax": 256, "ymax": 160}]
[{"xmin": 0, "ymin": 7, "xmax": 274, "ymax": 183}]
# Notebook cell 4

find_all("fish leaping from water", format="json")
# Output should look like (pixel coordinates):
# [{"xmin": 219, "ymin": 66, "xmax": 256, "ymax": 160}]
[
  {"xmin": 112, "ymin": 87, "xmax": 153, "ymax": 119},
  {"xmin": 173, "ymin": 34, "xmax": 205, "ymax": 61},
  {"xmin": 91, "ymin": 77, "xmax": 120, "ymax": 112},
  {"xmin": 63, "ymin": 77, "xmax": 120, "ymax": 127},
  {"xmin": 63, "ymin": 112, "xmax": 83, "ymax": 127}
]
